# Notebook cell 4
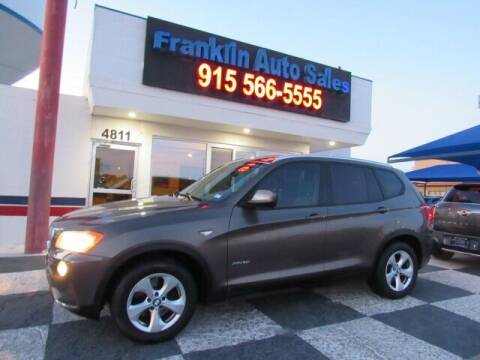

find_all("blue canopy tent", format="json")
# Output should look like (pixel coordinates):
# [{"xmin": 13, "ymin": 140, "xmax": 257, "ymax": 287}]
[
  {"xmin": 388, "ymin": 125, "xmax": 480, "ymax": 169},
  {"xmin": 406, "ymin": 163, "xmax": 480, "ymax": 182},
  {"xmin": 405, "ymin": 163, "xmax": 480, "ymax": 196}
]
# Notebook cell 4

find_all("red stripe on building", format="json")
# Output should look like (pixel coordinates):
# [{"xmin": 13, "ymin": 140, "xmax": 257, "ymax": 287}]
[
  {"xmin": 0, "ymin": 206, "xmax": 80, "ymax": 216},
  {"xmin": 50, "ymin": 207, "xmax": 80, "ymax": 216},
  {"xmin": 0, "ymin": 206, "xmax": 28, "ymax": 216}
]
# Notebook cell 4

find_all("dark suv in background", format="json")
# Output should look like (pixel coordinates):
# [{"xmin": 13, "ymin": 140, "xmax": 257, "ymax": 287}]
[
  {"xmin": 432, "ymin": 183, "xmax": 480, "ymax": 260},
  {"xmin": 47, "ymin": 155, "xmax": 432, "ymax": 342}
]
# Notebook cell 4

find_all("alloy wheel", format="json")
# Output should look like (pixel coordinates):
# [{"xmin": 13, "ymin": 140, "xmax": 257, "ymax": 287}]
[
  {"xmin": 126, "ymin": 273, "xmax": 186, "ymax": 333},
  {"xmin": 385, "ymin": 250, "xmax": 414, "ymax": 292}
]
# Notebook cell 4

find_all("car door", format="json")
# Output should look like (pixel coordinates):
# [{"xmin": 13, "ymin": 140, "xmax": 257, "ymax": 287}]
[
  {"xmin": 227, "ymin": 161, "xmax": 327, "ymax": 288},
  {"xmin": 322, "ymin": 162, "xmax": 389, "ymax": 271}
]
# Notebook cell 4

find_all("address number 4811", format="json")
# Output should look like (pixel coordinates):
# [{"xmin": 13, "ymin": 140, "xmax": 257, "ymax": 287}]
[{"xmin": 101, "ymin": 129, "xmax": 131, "ymax": 141}]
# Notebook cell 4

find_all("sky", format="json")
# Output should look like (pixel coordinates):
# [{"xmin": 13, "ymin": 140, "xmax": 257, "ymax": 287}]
[{"xmin": 15, "ymin": 0, "xmax": 480, "ymax": 171}]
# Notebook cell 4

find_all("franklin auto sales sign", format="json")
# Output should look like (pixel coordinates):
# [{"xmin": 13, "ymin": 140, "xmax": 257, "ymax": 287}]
[{"xmin": 143, "ymin": 17, "xmax": 351, "ymax": 122}]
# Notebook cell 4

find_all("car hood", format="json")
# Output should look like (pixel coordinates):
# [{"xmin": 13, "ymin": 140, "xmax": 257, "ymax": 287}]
[{"xmin": 57, "ymin": 196, "xmax": 199, "ymax": 224}]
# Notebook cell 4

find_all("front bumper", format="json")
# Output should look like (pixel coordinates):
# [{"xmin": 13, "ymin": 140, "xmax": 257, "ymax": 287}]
[{"xmin": 46, "ymin": 248, "xmax": 111, "ymax": 319}]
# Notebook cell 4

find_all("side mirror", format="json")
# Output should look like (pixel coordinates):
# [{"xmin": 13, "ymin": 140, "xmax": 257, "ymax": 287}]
[{"xmin": 248, "ymin": 189, "xmax": 277, "ymax": 206}]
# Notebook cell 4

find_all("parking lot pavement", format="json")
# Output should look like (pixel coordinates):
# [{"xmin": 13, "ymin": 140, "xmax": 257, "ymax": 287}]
[{"xmin": 1, "ymin": 255, "xmax": 480, "ymax": 360}]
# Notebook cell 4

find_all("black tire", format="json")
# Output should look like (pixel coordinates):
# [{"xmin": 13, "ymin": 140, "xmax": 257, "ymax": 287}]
[
  {"xmin": 372, "ymin": 242, "xmax": 418, "ymax": 299},
  {"xmin": 432, "ymin": 247, "xmax": 455, "ymax": 260},
  {"xmin": 110, "ymin": 259, "xmax": 197, "ymax": 343}
]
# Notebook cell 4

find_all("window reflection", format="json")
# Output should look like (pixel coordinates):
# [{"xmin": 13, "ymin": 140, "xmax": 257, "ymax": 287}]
[
  {"xmin": 235, "ymin": 150, "xmax": 257, "ymax": 160},
  {"xmin": 92, "ymin": 193, "xmax": 132, "ymax": 205},
  {"xmin": 94, "ymin": 147, "xmax": 134, "ymax": 190},
  {"xmin": 151, "ymin": 139, "xmax": 206, "ymax": 196},
  {"xmin": 149, "ymin": 137, "xmax": 292, "ymax": 197},
  {"xmin": 211, "ymin": 147, "xmax": 233, "ymax": 171}
]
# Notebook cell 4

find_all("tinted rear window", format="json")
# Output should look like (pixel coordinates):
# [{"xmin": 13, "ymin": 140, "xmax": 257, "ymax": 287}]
[
  {"xmin": 330, "ymin": 163, "xmax": 383, "ymax": 205},
  {"xmin": 445, "ymin": 186, "xmax": 480, "ymax": 204},
  {"xmin": 374, "ymin": 169, "xmax": 404, "ymax": 199}
]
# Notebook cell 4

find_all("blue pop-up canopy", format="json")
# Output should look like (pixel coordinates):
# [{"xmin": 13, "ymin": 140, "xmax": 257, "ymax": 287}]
[
  {"xmin": 405, "ymin": 163, "xmax": 480, "ymax": 182},
  {"xmin": 388, "ymin": 125, "xmax": 480, "ymax": 169}
]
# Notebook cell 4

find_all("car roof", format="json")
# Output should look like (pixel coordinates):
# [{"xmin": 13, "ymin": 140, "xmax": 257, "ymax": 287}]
[{"xmin": 268, "ymin": 154, "xmax": 397, "ymax": 170}]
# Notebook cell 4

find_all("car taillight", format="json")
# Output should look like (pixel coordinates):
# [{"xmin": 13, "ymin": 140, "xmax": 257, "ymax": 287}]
[{"xmin": 421, "ymin": 205, "xmax": 435, "ymax": 229}]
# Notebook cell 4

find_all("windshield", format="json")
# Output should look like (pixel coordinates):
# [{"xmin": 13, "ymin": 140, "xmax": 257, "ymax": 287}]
[{"xmin": 179, "ymin": 156, "xmax": 277, "ymax": 202}]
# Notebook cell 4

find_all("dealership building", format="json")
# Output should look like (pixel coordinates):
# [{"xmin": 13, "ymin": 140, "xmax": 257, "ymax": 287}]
[{"xmin": 0, "ymin": 5, "xmax": 372, "ymax": 253}]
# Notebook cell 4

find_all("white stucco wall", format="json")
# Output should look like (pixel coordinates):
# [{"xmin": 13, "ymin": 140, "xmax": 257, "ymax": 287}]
[{"xmin": 0, "ymin": 85, "xmax": 91, "ymax": 254}]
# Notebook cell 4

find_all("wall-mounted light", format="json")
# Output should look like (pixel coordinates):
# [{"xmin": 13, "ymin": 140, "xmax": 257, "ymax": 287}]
[
  {"xmin": 128, "ymin": 111, "xmax": 136, "ymax": 118},
  {"xmin": 187, "ymin": 153, "xmax": 193, "ymax": 158},
  {"xmin": 328, "ymin": 140, "xmax": 336, "ymax": 147},
  {"xmin": 243, "ymin": 128, "xmax": 251, "ymax": 134}
]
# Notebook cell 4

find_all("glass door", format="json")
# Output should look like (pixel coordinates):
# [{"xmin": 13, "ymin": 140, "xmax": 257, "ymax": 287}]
[{"xmin": 89, "ymin": 143, "xmax": 138, "ymax": 206}]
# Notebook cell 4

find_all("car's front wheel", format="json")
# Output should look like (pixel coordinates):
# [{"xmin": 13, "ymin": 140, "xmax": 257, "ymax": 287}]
[
  {"xmin": 372, "ymin": 242, "xmax": 418, "ymax": 299},
  {"xmin": 110, "ymin": 259, "xmax": 197, "ymax": 343}
]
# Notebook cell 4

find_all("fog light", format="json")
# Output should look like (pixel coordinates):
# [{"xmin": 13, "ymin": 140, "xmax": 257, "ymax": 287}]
[{"xmin": 57, "ymin": 261, "xmax": 68, "ymax": 277}]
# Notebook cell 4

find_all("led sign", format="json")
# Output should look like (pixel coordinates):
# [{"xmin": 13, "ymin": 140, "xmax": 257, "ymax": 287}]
[{"xmin": 143, "ymin": 17, "xmax": 351, "ymax": 122}]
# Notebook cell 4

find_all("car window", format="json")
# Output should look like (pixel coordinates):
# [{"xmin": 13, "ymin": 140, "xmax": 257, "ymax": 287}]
[
  {"xmin": 181, "ymin": 156, "xmax": 277, "ymax": 202},
  {"xmin": 424, "ymin": 196, "xmax": 441, "ymax": 205},
  {"xmin": 330, "ymin": 163, "xmax": 383, "ymax": 205},
  {"xmin": 374, "ymin": 168, "xmax": 404, "ymax": 199},
  {"xmin": 445, "ymin": 186, "xmax": 480, "ymax": 204},
  {"xmin": 256, "ymin": 162, "xmax": 321, "ymax": 208}
]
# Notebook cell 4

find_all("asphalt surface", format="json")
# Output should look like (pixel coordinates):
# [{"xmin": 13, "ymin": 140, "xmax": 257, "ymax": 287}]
[{"xmin": 1, "ymin": 254, "xmax": 480, "ymax": 359}]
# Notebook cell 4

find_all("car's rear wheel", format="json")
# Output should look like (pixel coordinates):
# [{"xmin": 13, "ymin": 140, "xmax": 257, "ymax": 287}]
[
  {"xmin": 432, "ymin": 247, "xmax": 455, "ymax": 260},
  {"xmin": 372, "ymin": 242, "xmax": 418, "ymax": 299},
  {"xmin": 110, "ymin": 259, "xmax": 197, "ymax": 343}
]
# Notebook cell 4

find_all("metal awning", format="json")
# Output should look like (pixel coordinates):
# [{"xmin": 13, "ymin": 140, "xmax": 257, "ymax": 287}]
[
  {"xmin": 405, "ymin": 163, "xmax": 480, "ymax": 183},
  {"xmin": 0, "ymin": 1, "xmax": 44, "ymax": 84},
  {"xmin": 388, "ymin": 125, "xmax": 480, "ymax": 169}
]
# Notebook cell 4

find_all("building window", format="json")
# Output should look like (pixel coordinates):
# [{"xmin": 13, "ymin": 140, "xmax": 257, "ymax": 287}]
[
  {"xmin": 151, "ymin": 138, "xmax": 206, "ymax": 196},
  {"xmin": 211, "ymin": 147, "xmax": 233, "ymax": 171},
  {"xmin": 235, "ymin": 149, "xmax": 257, "ymax": 160},
  {"xmin": 150, "ymin": 137, "xmax": 294, "ymax": 196}
]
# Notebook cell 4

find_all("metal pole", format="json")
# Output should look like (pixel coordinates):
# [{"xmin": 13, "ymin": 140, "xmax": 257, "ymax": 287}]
[{"xmin": 25, "ymin": 0, "xmax": 68, "ymax": 254}]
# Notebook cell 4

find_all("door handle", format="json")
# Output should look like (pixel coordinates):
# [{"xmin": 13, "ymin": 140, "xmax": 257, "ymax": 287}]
[
  {"xmin": 458, "ymin": 210, "xmax": 471, "ymax": 217},
  {"xmin": 376, "ymin": 206, "xmax": 389, "ymax": 214}
]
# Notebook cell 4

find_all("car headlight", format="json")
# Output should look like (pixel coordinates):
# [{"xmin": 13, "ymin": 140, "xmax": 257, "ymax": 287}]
[{"xmin": 55, "ymin": 231, "xmax": 104, "ymax": 253}]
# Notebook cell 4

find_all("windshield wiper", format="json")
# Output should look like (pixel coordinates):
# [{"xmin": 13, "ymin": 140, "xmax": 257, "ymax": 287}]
[{"xmin": 176, "ymin": 192, "xmax": 203, "ymax": 202}]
